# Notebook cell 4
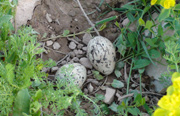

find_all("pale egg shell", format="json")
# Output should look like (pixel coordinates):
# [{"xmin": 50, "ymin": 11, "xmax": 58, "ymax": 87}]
[
  {"xmin": 87, "ymin": 36, "xmax": 116, "ymax": 75},
  {"xmin": 55, "ymin": 63, "xmax": 87, "ymax": 88}
]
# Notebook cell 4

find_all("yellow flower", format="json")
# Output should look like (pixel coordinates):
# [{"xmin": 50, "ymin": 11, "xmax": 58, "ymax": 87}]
[
  {"xmin": 151, "ymin": 0, "xmax": 157, "ymax": 5},
  {"xmin": 160, "ymin": 0, "xmax": 176, "ymax": 9}
]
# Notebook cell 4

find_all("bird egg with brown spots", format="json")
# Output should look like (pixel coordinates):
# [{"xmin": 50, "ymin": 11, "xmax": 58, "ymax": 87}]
[
  {"xmin": 87, "ymin": 36, "xmax": 116, "ymax": 75},
  {"xmin": 55, "ymin": 63, "xmax": 87, "ymax": 88}
]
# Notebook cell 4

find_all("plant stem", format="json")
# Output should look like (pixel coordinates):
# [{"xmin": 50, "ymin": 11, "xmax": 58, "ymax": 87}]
[
  {"xmin": 140, "ymin": 74, "xmax": 142, "ymax": 95},
  {"xmin": 76, "ymin": 0, "xmax": 100, "ymax": 36},
  {"xmin": 126, "ymin": 61, "xmax": 133, "ymax": 94}
]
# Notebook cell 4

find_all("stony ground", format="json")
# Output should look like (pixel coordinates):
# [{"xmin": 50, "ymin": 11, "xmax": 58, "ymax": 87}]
[{"xmin": 15, "ymin": 0, "xmax": 167, "ymax": 115}]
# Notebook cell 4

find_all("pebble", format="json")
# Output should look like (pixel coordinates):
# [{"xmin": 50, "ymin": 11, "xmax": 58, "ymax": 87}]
[
  {"xmin": 77, "ymin": 50, "xmax": 83, "ymax": 55},
  {"xmin": 72, "ymin": 57, "xmax": 79, "ymax": 62},
  {"xmin": 69, "ymin": 52, "xmax": 76, "ymax": 58},
  {"xmin": 82, "ymin": 33, "xmax": 92, "ymax": 45},
  {"xmin": 46, "ymin": 13, "xmax": 52, "ymax": 23},
  {"xmin": 122, "ymin": 18, "xmax": 129, "ymax": 27},
  {"xmin": 46, "ymin": 40, "xmax": 53, "ymax": 46},
  {"xmin": 82, "ymin": 47, "xmax": 87, "ymax": 51},
  {"xmin": 104, "ymin": 87, "xmax": 116, "ymax": 104},
  {"xmin": 79, "ymin": 57, "xmax": 93, "ymax": 69},
  {"xmin": 134, "ymin": 74, "xmax": 140, "ymax": 79},
  {"xmin": 83, "ymin": 88, "xmax": 88, "ymax": 94},
  {"xmin": 51, "ymin": 67, "xmax": 58, "ymax": 73},
  {"xmin": 87, "ymin": 70, "xmax": 91, "ymax": 75},
  {"xmin": 73, "ymin": 49, "xmax": 79, "ymax": 56},
  {"xmin": 69, "ymin": 41, "xmax": 77, "ymax": 50},
  {"xmin": 77, "ymin": 44, "xmax": 84, "ymax": 49},
  {"xmin": 131, "ymin": 84, "xmax": 137, "ymax": 88},
  {"xmin": 87, "ymin": 83, "xmax": 94, "ymax": 93},
  {"xmin": 61, "ymin": 60, "xmax": 67, "ymax": 65},
  {"xmin": 53, "ymin": 42, "xmax": 61, "ymax": 50}
]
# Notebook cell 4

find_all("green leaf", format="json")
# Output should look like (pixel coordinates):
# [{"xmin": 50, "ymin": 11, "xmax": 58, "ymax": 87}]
[
  {"xmin": 111, "ymin": 79, "xmax": 124, "ymax": 88},
  {"xmin": 133, "ymin": 59, "xmax": 151, "ymax": 69},
  {"xmin": 174, "ymin": 4, "xmax": 180, "ymax": 10},
  {"xmin": 126, "ymin": 12, "xmax": 135, "ymax": 22},
  {"xmin": 115, "ymin": 70, "xmax": 122, "ymax": 78},
  {"xmin": 116, "ymin": 61, "xmax": 124, "ymax": 70},
  {"xmin": 92, "ymin": 71, "xmax": 104, "ymax": 80},
  {"xmin": 0, "ymin": 15, "xmax": 13, "ymax": 26},
  {"xmin": 127, "ymin": 107, "xmax": 140, "ymax": 116},
  {"xmin": 141, "ymin": 41, "xmax": 155, "ymax": 65},
  {"xmin": 158, "ymin": 9, "xmax": 170, "ymax": 21},
  {"xmin": 138, "ymin": 18, "xmax": 145, "ymax": 26},
  {"xmin": 95, "ymin": 94, "xmax": 104, "ymax": 101},
  {"xmin": 63, "ymin": 30, "xmax": 70, "ymax": 36},
  {"xmin": 142, "ymin": 49, "xmax": 161, "ymax": 59},
  {"xmin": 109, "ymin": 102, "xmax": 118, "ymax": 112},
  {"xmin": 158, "ymin": 25, "xmax": 164, "ymax": 36},
  {"xmin": 13, "ymin": 89, "xmax": 30, "ymax": 116},
  {"xmin": 145, "ymin": 20, "xmax": 153, "ymax": 30},
  {"xmin": 127, "ymin": 32, "xmax": 137, "ymax": 48},
  {"xmin": 33, "ymin": 89, "xmax": 42, "ymax": 101},
  {"xmin": 145, "ymin": 38, "xmax": 158, "ymax": 47}
]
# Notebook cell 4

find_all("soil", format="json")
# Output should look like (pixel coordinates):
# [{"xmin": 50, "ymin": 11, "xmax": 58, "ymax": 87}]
[{"xmin": 27, "ymin": 0, "xmax": 160, "ymax": 115}]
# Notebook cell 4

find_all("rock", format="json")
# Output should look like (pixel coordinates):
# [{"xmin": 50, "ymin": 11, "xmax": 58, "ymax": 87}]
[
  {"xmin": 73, "ymin": 49, "xmax": 79, "ymax": 56},
  {"xmin": 15, "ymin": 0, "xmax": 41, "ymax": 29},
  {"xmin": 146, "ymin": 57, "xmax": 168, "ymax": 93},
  {"xmin": 69, "ymin": 41, "xmax": 77, "ymax": 50},
  {"xmin": 122, "ymin": 18, "xmax": 129, "ymax": 26},
  {"xmin": 46, "ymin": 13, "xmax": 52, "ymax": 23},
  {"xmin": 77, "ymin": 50, "xmax": 83, "ymax": 55},
  {"xmin": 83, "ymin": 88, "xmax": 88, "ymax": 94},
  {"xmin": 141, "ymin": 113, "xmax": 150, "ymax": 116},
  {"xmin": 82, "ymin": 33, "xmax": 93, "ymax": 45},
  {"xmin": 87, "ymin": 83, "xmax": 94, "ymax": 93},
  {"xmin": 69, "ymin": 52, "xmax": 76, "ymax": 58},
  {"xmin": 53, "ymin": 42, "xmax": 61, "ymax": 50},
  {"xmin": 87, "ymin": 70, "xmax": 91, "ymax": 75},
  {"xmin": 61, "ymin": 60, "xmax": 67, "ymax": 65},
  {"xmin": 79, "ymin": 57, "xmax": 93, "ymax": 69},
  {"xmin": 77, "ymin": 44, "xmax": 84, "ymax": 49},
  {"xmin": 46, "ymin": 40, "xmax": 53, "ymax": 46},
  {"xmin": 51, "ymin": 67, "xmax": 58, "ymax": 73},
  {"xmin": 82, "ymin": 47, "xmax": 87, "ymax": 51},
  {"xmin": 131, "ymin": 84, "xmax": 137, "ymax": 88},
  {"xmin": 104, "ymin": 87, "xmax": 116, "ymax": 104},
  {"xmin": 72, "ymin": 57, "xmax": 79, "ymax": 62},
  {"xmin": 134, "ymin": 74, "xmax": 140, "ymax": 79}
]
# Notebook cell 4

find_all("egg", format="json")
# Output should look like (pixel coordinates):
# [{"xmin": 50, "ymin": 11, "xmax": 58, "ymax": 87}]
[
  {"xmin": 55, "ymin": 63, "xmax": 87, "ymax": 88},
  {"xmin": 87, "ymin": 36, "xmax": 116, "ymax": 75}
]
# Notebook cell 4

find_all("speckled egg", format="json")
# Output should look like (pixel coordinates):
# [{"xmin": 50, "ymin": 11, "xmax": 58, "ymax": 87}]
[
  {"xmin": 55, "ymin": 63, "xmax": 87, "ymax": 88},
  {"xmin": 87, "ymin": 36, "xmax": 116, "ymax": 75}
]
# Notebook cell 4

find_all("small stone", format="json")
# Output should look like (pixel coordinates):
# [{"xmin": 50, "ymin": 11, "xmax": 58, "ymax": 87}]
[
  {"xmin": 87, "ymin": 83, "xmax": 94, "ymax": 93},
  {"xmin": 82, "ymin": 47, "xmax": 87, "ymax": 51},
  {"xmin": 53, "ymin": 42, "xmax": 61, "ymax": 50},
  {"xmin": 79, "ymin": 57, "xmax": 93, "ymax": 69},
  {"xmin": 87, "ymin": 70, "xmax": 91, "ymax": 75},
  {"xmin": 61, "ymin": 60, "xmax": 67, "ymax": 65},
  {"xmin": 141, "ymin": 113, "xmax": 150, "ymax": 116},
  {"xmin": 104, "ymin": 87, "xmax": 116, "ymax": 104},
  {"xmin": 73, "ymin": 49, "xmax": 79, "ymax": 56},
  {"xmin": 77, "ymin": 50, "xmax": 83, "ymax": 55},
  {"xmin": 69, "ymin": 52, "xmax": 76, "ymax": 58},
  {"xmin": 46, "ymin": 13, "xmax": 52, "ymax": 23},
  {"xmin": 131, "ymin": 84, "xmax": 137, "ymax": 88},
  {"xmin": 69, "ymin": 41, "xmax": 77, "ymax": 50},
  {"xmin": 72, "ymin": 57, "xmax": 79, "ymax": 62},
  {"xmin": 134, "ymin": 74, "xmax": 140, "ymax": 79},
  {"xmin": 77, "ymin": 44, "xmax": 84, "ymax": 49},
  {"xmin": 83, "ymin": 88, "xmax": 88, "ymax": 94},
  {"xmin": 46, "ymin": 40, "xmax": 53, "ymax": 46},
  {"xmin": 122, "ymin": 18, "xmax": 129, "ymax": 27},
  {"xmin": 145, "ymin": 96, "xmax": 149, "ymax": 102},
  {"xmin": 82, "ymin": 33, "xmax": 92, "ymax": 45},
  {"xmin": 51, "ymin": 67, "xmax": 58, "ymax": 73}
]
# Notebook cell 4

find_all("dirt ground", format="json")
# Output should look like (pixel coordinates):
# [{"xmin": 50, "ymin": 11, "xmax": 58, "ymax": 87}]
[{"xmin": 28, "ymin": 0, "xmax": 159, "ymax": 115}]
